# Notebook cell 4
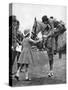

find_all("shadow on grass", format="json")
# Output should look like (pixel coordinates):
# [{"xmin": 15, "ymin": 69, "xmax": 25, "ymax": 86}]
[{"xmin": 12, "ymin": 77, "xmax": 66, "ymax": 87}]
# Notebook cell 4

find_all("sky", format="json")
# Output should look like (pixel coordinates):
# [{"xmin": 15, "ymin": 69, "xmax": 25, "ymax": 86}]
[{"xmin": 12, "ymin": 3, "xmax": 66, "ymax": 33}]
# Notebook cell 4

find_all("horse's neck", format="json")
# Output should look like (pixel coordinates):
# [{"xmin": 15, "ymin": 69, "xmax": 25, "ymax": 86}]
[{"xmin": 37, "ymin": 22, "xmax": 48, "ymax": 34}]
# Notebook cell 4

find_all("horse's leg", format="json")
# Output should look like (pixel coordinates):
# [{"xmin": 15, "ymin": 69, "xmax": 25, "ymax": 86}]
[{"xmin": 49, "ymin": 54, "xmax": 53, "ymax": 71}]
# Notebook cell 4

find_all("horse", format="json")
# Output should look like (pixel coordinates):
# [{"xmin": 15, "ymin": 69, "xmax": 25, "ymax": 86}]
[
  {"xmin": 31, "ymin": 18, "xmax": 49, "ymax": 50},
  {"xmin": 31, "ymin": 17, "xmax": 66, "ymax": 77}
]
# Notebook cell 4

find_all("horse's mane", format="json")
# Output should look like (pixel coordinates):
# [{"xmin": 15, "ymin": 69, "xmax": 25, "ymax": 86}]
[{"xmin": 37, "ymin": 21, "xmax": 47, "ymax": 29}]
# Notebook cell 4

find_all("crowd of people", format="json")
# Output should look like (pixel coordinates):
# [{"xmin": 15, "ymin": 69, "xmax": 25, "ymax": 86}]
[{"xmin": 9, "ymin": 15, "xmax": 66, "ymax": 81}]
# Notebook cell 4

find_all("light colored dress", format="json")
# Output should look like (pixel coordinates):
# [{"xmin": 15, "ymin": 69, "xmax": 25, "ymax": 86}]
[
  {"xmin": 18, "ymin": 37, "xmax": 33, "ymax": 65},
  {"xmin": 18, "ymin": 37, "xmax": 49, "ymax": 68}
]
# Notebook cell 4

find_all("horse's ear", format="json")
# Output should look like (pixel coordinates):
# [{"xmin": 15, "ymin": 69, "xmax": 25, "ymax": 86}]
[{"xmin": 35, "ymin": 17, "xmax": 37, "ymax": 22}]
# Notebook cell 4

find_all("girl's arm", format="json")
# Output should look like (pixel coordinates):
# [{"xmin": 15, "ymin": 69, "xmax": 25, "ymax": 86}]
[{"xmin": 29, "ymin": 37, "xmax": 42, "ymax": 44}]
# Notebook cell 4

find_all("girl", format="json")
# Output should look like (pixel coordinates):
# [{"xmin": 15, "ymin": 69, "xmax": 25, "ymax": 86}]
[{"xmin": 15, "ymin": 29, "xmax": 42, "ymax": 81}]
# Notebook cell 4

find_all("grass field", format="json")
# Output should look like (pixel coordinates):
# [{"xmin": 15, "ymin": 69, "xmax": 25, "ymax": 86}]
[{"xmin": 12, "ymin": 51, "xmax": 66, "ymax": 86}]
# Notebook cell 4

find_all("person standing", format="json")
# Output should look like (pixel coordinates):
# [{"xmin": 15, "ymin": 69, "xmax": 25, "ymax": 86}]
[
  {"xmin": 15, "ymin": 29, "xmax": 42, "ymax": 80},
  {"xmin": 41, "ymin": 15, "xmax": 55, "ymax": 77}
]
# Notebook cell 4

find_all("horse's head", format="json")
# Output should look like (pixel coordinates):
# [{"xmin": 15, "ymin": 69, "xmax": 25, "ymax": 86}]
[
  {"xmin": 31, "ymin": 17, "xmax": 47, "ymax": 40},
  {"xmin": 31, "ymin": 17, "xmax": 38, "ymax": 40},
  {"xmin": 32, "ymin": 17, "xmax": 42, "ymax": 34}
]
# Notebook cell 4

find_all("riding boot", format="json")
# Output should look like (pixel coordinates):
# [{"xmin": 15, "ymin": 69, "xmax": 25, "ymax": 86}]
[{"xmin": 49, "ymin": 59, "xmax": 53, "ymax": 71}]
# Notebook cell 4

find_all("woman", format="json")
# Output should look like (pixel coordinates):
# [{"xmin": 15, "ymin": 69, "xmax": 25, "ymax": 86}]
[{"xmin": 15, "ymin": 29, "xmax": 42, "ymax": 81}]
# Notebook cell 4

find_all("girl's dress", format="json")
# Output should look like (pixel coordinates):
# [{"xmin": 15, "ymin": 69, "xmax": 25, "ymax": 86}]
[
  {"xmin": 18, "ymin": 37, "xmax": 33, "ymax": 66},
  {"xmin": 18, "ymin": 37, "xmax": 49, "ymax": 68}
]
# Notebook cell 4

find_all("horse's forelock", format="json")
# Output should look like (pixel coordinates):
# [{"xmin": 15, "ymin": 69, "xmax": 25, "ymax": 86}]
[{"xmin": 36, "ymin": 21, "xmax": 46, "ymax": 33}]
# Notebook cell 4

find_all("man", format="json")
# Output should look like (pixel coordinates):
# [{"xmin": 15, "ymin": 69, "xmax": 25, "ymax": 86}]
[
  {"xmin": 42, "ymin": 15, "xmax": 55, "ymax": 77},
  {"xmin": 42, "ymin": 15, "xmax": 51, "ymax": 49},
  {"xmin": 45, "ymin": 16, "xmax": 60, "ymax": 53}
]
